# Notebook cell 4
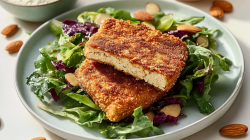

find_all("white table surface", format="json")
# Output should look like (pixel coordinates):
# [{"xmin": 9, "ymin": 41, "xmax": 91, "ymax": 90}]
[{"xmin": 0, "ymin": 0, "xmax": 249, "ymax": 139}]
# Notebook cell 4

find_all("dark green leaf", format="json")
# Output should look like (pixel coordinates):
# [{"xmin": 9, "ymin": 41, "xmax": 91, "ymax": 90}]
[
  {"xmin": 100, "ymin": 106, "xmax": 164, "ymax": 139},
  {"xmin": 112, "ymin": 10, "xmax": 132, "ymax": 20}
]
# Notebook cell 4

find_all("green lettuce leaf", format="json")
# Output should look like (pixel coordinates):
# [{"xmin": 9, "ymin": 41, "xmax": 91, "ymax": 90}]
[
  {"xmin": 37, "ymin": 104, "xmax": 106, "ymax": 127},
  {"xmin": 39, "ymin": 35, "xmax": 85, "ymax": 68},
  {"xmin": 26, "ymin": 54, "xmax": 68, "ymax": 100},
  {"xmin": 67, "ymin": 93, "xmax": 101, "ymax": 110},
  {"xmin": 58, "ymin": 34, "xmax": 76, "ymax": 48},
  {"xmin": 61, "ymin": 44, "xmax": 85, "ymax": 68},
  {"xmin": 152, "ymin": 12, "xmax": 165, "ymax": 26},
  {"xmin": 174, "ymin": 16, "xmax": 205, "ymax": 26},
  {"xmin": 152, "ymin": 13, "xmax": 173, "ymax": 32},
  {"xmin": 99, "ymin": 106, "xmax": 164, "ymax": 139},
  {"xmin": 50, "ymin": 19, "xmax": 63, "ymax": 36},
  {"xmin": 112, "ymin": 10, "xmax": 141, "ymax": 24}
]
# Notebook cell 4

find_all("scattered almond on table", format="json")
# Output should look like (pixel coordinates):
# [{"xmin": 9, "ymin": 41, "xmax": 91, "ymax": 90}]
[
  {"xmin": 213, "ymin": 1, "xmax": 233, "ymax": 12},
  {"xmin": 5, "ymin": 40, "xmax": 23, "ymax": 53},
  {"xmin": 31, "ymin": 137, "xmax": 46, "ymax": 140},
  {"xmin": 219, "ymin": 124, "xmax": 248, "ymax": 136},
  {"xmin": 1, "ymin": 24, "xmax": 18, "ymax": 36},
  {"xmin": 210, "ymin": 6, "xmax": 224, "ymax": 18},
  {"xmin": 210, "ymin": 1, "xmax": 233, "ymax": 18},
  {"xmin": 1, "ymin": 24, "xmax": 24, "ymax": 53}
]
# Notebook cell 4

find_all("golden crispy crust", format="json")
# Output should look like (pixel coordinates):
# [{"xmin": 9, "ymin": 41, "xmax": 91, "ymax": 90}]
[
  {"xmin": 75, "ymin": 59, "xmax": 167, "ymax": 122},
  {"xmin": 85, "ymin": 18, "xmax": 188, "ymax": 91}
]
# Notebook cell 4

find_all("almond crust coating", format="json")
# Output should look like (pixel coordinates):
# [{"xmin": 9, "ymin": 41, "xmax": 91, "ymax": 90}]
[
  {"xmin": 84, "ymin": 18, "xmax": 188, "ymax": 91},
  {"xmin": 75, "ymin": 59, "xmax": 167, "ymax": 122}
]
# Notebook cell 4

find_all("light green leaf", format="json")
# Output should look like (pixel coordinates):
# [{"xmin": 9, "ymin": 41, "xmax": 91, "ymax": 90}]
[
  {"xmin": 67, "ymin": 93, "xmax": 101, "ymax": 110},
  {"xmin": 50, "ymin": 19, "xmax": 63, "ymax": 36},
  {"xmin": 77, "ymin": 12, "xmax": 98, "ymax": 23}
]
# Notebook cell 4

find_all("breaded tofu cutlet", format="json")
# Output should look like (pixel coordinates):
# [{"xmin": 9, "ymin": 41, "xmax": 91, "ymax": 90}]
[
  {"xmin": 75, "ymin": 59, "xmax": 167, "ymax": 122},
  {"xmin": 84, "ymin": 18, "xmax": 188, "ymax": 92}
]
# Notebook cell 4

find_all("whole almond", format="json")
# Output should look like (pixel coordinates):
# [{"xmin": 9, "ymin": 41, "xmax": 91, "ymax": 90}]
[
  {"xmin": 219, "ymin": 124, "xmax": 248, "ymax": 136},
  {"xmin": 177, "ymin": 25, "xmax": 202, "ymax": 33},
  {"xmin": 1, "ymin": 24, "xmax": 18, "ymax": 36},
  {"xmin": 213, "ymin": 1, "xmax": 233, "ymax": 12},
  {"xmin": 5, "ymin": 40, "xmax": 23, "ymax": 53},
  {"xmin": 210, "ymin": 6, "xmax": 224, "ymax": 18},
  {"xmin": 134, "ymin": 10, "xmax": 154, "ymax": 22},
  {"xmin": 31, "ymin": 137, "xmax": 46, "ymax": 140}
]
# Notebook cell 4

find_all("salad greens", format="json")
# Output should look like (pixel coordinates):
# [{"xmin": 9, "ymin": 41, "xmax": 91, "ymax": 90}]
[
  {"xmin": 26, "ymin": 6, "xmax": 232, "ymax": 139},
  {"xmin": 99, "ymin": 107, "xmax": 164, "ymax": 139}
]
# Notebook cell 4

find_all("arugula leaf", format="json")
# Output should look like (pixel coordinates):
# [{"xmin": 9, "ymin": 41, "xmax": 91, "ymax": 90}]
[
  {"xmin": 169, "ymin": 38, "xmax": 232, "ymax": 114},
  {"xmin": 180, "ymin": 76, "xmax": 193, "ymax": 99},
  {"xmin": 99, "ymin": 106, "xmax": 164, "ymax": 139},
  {"xmin": 37, "ymin": 104, "xmax": 106, "ymax": 127},
  {"xmin": 192, "ymin": 70, "xmax": 216, "ymax": 114},
  {"xmin": 26, "ymin": 31, "xmax": 32, "ymax": 35}
]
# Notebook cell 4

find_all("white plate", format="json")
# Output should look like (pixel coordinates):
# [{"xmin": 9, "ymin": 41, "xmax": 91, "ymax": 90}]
[{"xmin": 14, "ymin": 0, "xmax": 244, "ymax": 139}]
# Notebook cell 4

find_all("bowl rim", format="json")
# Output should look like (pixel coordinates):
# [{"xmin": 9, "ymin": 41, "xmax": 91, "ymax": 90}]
[{"xmin": 0, "ymin": 0, "xmax": 63, "ymax": 7}]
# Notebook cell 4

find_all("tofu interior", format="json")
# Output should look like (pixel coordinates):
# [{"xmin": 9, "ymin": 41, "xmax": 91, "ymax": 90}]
[{"xmin": 85, "ymin": 47, "xmax": 167, "ymax": 90}]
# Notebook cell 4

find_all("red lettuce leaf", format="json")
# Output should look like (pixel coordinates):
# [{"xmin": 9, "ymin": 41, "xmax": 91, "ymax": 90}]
[{"xmin": 51, "ymin": 60, "xmax": 75, "ymax": 73}]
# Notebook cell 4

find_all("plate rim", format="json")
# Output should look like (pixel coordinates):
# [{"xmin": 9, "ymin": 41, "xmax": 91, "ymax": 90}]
[{"xmin": 14, "ymin": 0, "xmax": 245, "ymax": 139}]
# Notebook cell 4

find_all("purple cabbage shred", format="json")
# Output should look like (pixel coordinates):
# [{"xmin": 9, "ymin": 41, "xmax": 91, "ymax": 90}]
[
  {"xmin": 48, "ymin": 88, "xmax": 60, "ymax": 102},
  {"xmin": 194, "ymin": 81, "xmax": 204, "ymax": 92},
  {"xmin": 48, "ymin": 84, "xmax": 70, "ymax": 102},
  {"xmin": 179, "ymin": 113, "xmax": 187, "ymax": 117},
  {"xmin": 161, "ymin": 97, "xmax": 184, "ymax": 109},
  {"xmin": 166, "ymin": 30, "xmax": 191, "ymax": 39},
  {"xmin": 153, "ymin": 112, "xmax": 178, "ymax": 126},
  {"xmin": 51, "ymin": 60, "xmax": 75, "ymax": 73},
  {"xmin": 62, "ymin": 20, "xmax": 98, "ymax": 37}
]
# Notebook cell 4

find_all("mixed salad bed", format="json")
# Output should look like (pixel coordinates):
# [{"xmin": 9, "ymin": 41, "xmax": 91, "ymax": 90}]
[{"xmin": 26, "ymin": 6, "xmax": 232, "ymax": 139}]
